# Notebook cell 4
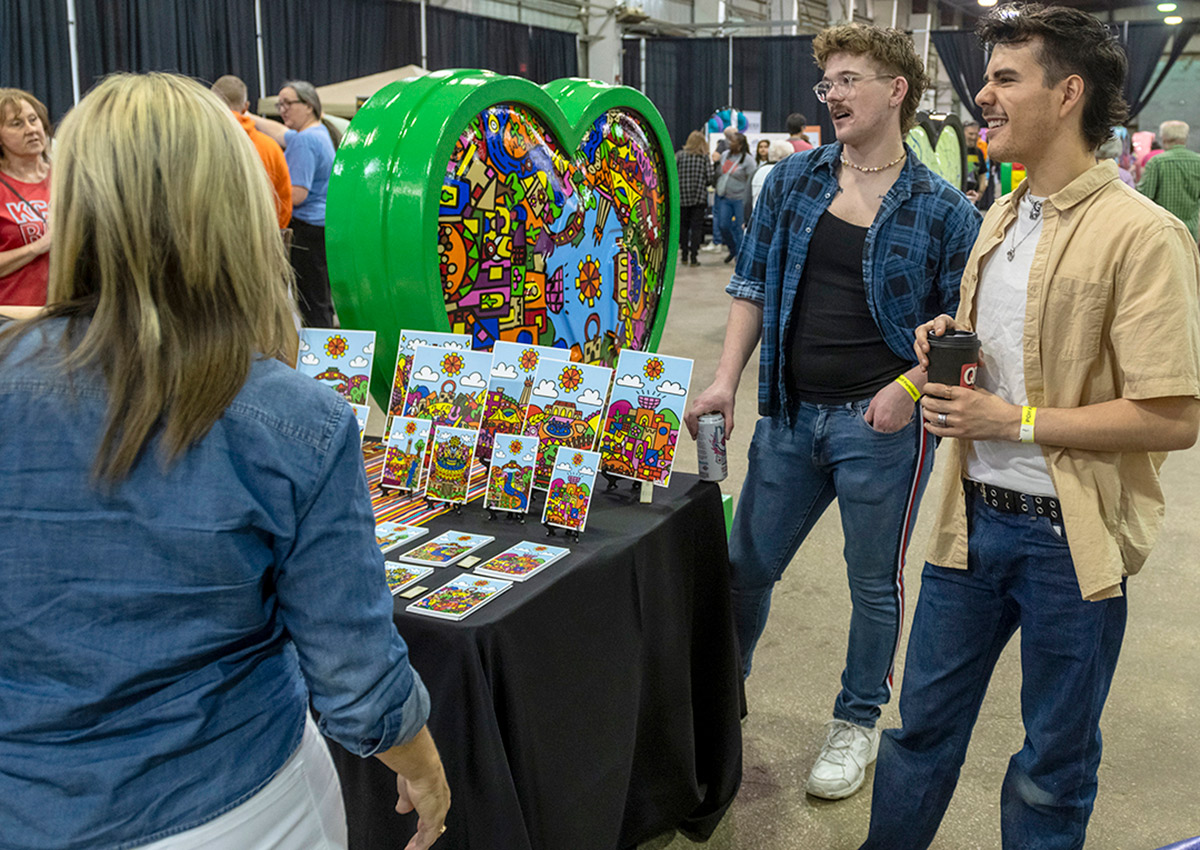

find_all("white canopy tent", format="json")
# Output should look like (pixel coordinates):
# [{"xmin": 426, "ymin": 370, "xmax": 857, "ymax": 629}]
[{"xmin": 256, "ymin": 64, "xmax": 429, "ymax": 119}]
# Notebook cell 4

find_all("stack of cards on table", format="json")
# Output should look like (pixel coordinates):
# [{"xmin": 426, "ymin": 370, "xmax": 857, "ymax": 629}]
[
  {"xmin": 473, "ymin": 541, "xmax": 570, "ymax": 582},
  {"xmin": 384, "ymin": 563, "xmax": 434, "ymax": 595},
  {"xmin": 392, "ymin": 531, "xmax": 494, "ymax": 567},
  {"xmin": 375, "ymin": 522, "xmax": 428, "ymax": 554},
  {"xmin": 406, "ymin": 575, "xmax": 513, "ymax": 621}
]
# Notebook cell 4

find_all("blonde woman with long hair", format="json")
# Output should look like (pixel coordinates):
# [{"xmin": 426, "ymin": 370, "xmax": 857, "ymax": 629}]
[{"xmin": 0, "ymin": 73, "xmax": 449, "ymax": 850}]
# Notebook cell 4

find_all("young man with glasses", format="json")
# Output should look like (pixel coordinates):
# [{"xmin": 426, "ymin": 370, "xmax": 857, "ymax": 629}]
[
  {"xmin": 684, "ymin": 24, "xmax": 980, "ymax": 800},
  {"xmin": 862, "ymin": 5, "xmax": 1200, "ymax": 847}
]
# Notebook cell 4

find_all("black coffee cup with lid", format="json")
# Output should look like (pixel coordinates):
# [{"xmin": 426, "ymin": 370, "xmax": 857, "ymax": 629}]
[{"xmin": 926, "ymin": 329, "xmax": 980, "ymax": 389}]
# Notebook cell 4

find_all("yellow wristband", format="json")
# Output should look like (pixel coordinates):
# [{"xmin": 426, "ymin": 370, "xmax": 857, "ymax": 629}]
[
  {"xmin": 895, "ymin": 374, "xmax": 921, "ymax": 402},
  {"xmin": 1019, "ymin": 406, "xmax": 1037, "ymax": 443}
]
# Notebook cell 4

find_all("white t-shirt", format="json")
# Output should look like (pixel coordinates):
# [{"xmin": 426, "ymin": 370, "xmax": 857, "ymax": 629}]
[{"xmin": 965, "ymin": 193, "xmax": 1057, "ymax": 497}]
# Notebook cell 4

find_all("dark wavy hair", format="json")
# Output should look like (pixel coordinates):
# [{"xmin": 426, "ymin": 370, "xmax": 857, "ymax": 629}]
[{"xmin": 976, "ymin": 3, "xmax": 1127, "ymax": 149}]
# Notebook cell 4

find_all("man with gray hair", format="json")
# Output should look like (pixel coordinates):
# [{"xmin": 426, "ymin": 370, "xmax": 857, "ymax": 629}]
[{"xmin": 1138, "ymin": 120, "xmax": 1200, "ymax": 241}]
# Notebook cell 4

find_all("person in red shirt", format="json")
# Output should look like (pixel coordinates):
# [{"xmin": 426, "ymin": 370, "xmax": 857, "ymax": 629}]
[
  {"xmin": 211, "ymin": 75, "xmax": 293, "ymax": 230},
  {"xmin": 0, "ymin": 88, "xmax": 51, "ymax": 306},
  {"xmin": 787, "ymin": 112, "xmax": 815, "ymax": 152}
]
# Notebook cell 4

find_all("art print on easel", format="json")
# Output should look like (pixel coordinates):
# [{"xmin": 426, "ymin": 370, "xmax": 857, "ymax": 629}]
[
  {"xmin": 402, "ymin": 346, "xmax": 493, "ymax": 431},
  {"xmin": 380, "ymin": 417, "xmax": 433, "ymax": 492},
  {"xmin": 523, "ymin": 361, "xmax": 612, "ymax": 489},
  {"xmin": 598, "ymin": 350, "xmax": 692, "ymax": 487},
  {"xmin": 426, "ymin": 426, "xmax": 479, "ymax": 504},
  {"xmin": 484, "ymin": 434, "xmax": 537, "ymax": 513},
  {"xmin": 541, "ymin": 447, "xmax": 600, "ymax": 532},
  {"xmin": 297, "ymin": 328, "xmax": 376, "ymax": 404},
  {"xmin": 350, "ymin": 403, "xmax": 370, "ymax": 444},
  {"xmin": 386, "ymin": 331, "xmax": 471, "ymax": 432},
  {"xmin": 478, "ymin": 341, "xmax": 569, "ymax": 462}
]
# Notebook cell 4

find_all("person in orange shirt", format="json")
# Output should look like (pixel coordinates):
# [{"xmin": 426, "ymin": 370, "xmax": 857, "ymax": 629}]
[{"xmin": 212, "ymin": 75, "xmax": 292, "ymax": 229}]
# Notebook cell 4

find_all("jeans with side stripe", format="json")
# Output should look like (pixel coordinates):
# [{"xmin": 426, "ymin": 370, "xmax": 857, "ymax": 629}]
[{"xmin": 729, "ymin": 399, "xmax": 936, "ymax": 727}]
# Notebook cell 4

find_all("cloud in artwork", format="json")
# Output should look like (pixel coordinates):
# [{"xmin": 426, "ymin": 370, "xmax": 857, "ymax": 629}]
[
  {"xmin": 491, "ymin": 361, "xmax": 519, "ymax": 380},
  {"xmin": 412, "ymin": 366, "xmax": 440, "ymax": 383},
  {"xmin": 556, "ymin": 462, "xmax": 572, "ymax": 471},
  {"xmin": 533, "ymin": 380, "xmax": 559, "ymax": 399},
  {"xmin": 407, "ymin": 339, "xmax": 427, "ymax": 350},
  {"xmin": 580, "ymin": 466, "xmax": 595, "ymax": 476},
  {"xmin": 348, "ymin": 356, "xmax": 369, "ymax": 369},
  {"xmin": 460, "ymin": 371, "xmax": 487, "ymax": 389},
  {"xmin": 577, "ymin": 388, "xmax": 604, "ymax": 407},
  {"xmin": 658, "ymin": 380, "xmax": 687, "ymax": 396},
  {"xmin": 300, "ymin": 353, "xmax": 320, "ymax": 366},
  {"xmin": 363, "ymin": 341, "xmax": 375, "ymax": 354},
  {"xmin": 522, "ymin": 453, "xmax": 536, "ymax": 462},
  {"xmin": 616, "ymin": 373, "xmax": 644, "ymax": 389},
  {"xmin": 442, "ymin": 341, "xmax": 464, "ymax": 349},
  {"xmin": 298, "ymin": 338, "xmax": 311, "ymax": 352}
]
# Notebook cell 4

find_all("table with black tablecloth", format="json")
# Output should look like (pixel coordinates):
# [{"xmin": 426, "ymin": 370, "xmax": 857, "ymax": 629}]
[{"xmin": 327, "ymin": 472, "xmax": 743, "ymax": 850}]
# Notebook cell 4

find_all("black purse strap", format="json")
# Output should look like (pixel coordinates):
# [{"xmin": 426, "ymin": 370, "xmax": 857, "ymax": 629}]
[{"xmin": 0, "ymin": 172, "xmax": 47, "ymax": 223}]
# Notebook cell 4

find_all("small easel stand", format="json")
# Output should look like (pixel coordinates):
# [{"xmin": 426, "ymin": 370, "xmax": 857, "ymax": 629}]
[
  {"xmin": 601, "ymin": 472, "xmax": 654, "ymax": 505},
  {"xmin": 486, "ymin": 507, "xmax": 527, "ymax": 523},
  {"xmin": 542, "ymin": 521, "xmax": 580, "ymax": 543},
  {"xmin": 426, "ymin": 496, "xmax": 464, "ymax": 516}
]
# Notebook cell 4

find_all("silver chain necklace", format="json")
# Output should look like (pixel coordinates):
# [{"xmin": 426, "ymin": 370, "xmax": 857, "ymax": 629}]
[{"xmin": 1006, "ymin": 199, "xmax": 1044, "ymax": 262}]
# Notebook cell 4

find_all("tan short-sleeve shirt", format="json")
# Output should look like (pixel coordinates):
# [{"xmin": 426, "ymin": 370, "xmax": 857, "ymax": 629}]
[{"xmin": 926, "ymin": 161, "xmax": 1200, "ymax": 600}]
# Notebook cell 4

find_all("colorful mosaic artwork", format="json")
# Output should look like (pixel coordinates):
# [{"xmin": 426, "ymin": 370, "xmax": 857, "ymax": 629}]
[
  {"xmin": 386, "ymin": 331, "xmax": 471, "ymax": 433},
  {"xmin": 297, "ymin": 328, "xmax": 376, "ymax": 404},
  {"xmin": 522, "ymin": 360, "xmax": 612, "ymax": 489},
  {"xmin": 542, "ymin": 446, "xmax": 600, "ymax": 533},
  {"xmin": 380, "ymin": 417, "xmax": 432, "ymax": 492},
  {"xmin": 479, "ymin": 341, "xmax": 570, "ymax": 462},
  {"xmin": 427, "ymin": 427, "xmax": 480, "ymax": 504},
  {"xmin": 439, "ymin": 104, "xmax": 670, "ymax": 366},
  {"xmin": 598, "ymin": 350, "xmax": 692, "ymax": 487},
  {"xmin": 484, "ymin": 434, "xmax": 537, "ymax": 513},
  {"xmin": 407, "ymin": 574, "xmax": 513, "ymax": 620},
  {"xmin": 402, "ymin": 346, "xmax": 493, "ymax": 431},
  {"xmin": 473, "ymin": 541, "xmax": 570, "ymax": 582}
]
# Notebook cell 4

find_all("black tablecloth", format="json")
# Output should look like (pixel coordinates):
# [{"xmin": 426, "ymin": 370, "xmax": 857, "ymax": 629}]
[{"xmin": 328, "ymin": 474, "xmax": 743, "ymax": 850}]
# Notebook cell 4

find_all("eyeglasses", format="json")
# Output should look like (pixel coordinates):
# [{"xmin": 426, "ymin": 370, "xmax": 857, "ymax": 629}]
[
  {"xmin": 813, "ymin": 74, "xmax": 896, "ymax": 103},
  {"xmin": 276, "ymin": 98, "xmax": 302, "ymax": 110}
]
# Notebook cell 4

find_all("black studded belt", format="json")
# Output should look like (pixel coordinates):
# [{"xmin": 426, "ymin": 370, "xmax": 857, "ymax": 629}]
[{"xmin": 966, "ymin": 479, "xmax": 1061, "ymax": 520}]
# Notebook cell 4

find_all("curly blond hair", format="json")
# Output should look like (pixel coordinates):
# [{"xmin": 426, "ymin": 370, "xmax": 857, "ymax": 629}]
[{"xmin": 813, "ymin": 24, "xmax": 929, "ymax": 133}]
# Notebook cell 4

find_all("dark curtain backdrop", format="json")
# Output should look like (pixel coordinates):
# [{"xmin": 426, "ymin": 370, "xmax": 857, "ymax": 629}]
[
  {"xmin": 2, "ymin": 0, "xmax": 74, "ymax": 122},
  {"xmin": 75, "ymin": 0, "xmax": 260, "ymax": 103},
  {"xmin": 732, "ymin": 35, "xmax": 832, "ymax": 144},
  {"xmin": 425, "ymin": 8, "xmax": 576, "ymax": 81},
  {"xmin": 930, "ymin": 30, "xmax": 986, "ymax": 123},
  {"xmin": 261, "ymin": 0, "xmax": 420, "ymax": 94},
  {"xmin": 622, "ymin": 37, "xmax": 641, "ymax": 90},
  {"xmin": 644, "ymin": 37, "xmax": 729, "ymax": 149},
  {"xmin": 1116, "ymin": 21, "xmax": 1172, "ymax": 119},
  {"xmin": 528, "ymin": 26, "xmax": 577, "ymax": 83}
]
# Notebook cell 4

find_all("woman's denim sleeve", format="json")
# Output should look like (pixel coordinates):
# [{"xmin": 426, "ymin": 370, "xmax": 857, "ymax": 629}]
[{"xmin": 273, "ymin": 402, "xmax": 430, "ymax": 756}]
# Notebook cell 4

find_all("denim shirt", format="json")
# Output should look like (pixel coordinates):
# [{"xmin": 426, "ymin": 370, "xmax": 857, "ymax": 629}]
[
  {"xmin": 726, "ymin": 142, "xmax": 982, "ymax": 419},
  {"xmin": 0, "ymin": 319, "xmax": 429, "ymax": 850}
]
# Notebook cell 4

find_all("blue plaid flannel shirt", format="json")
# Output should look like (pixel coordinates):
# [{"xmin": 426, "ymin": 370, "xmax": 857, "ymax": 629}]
[{"xmin": 727, "ymin": 142, "xmax": 982, "ymax": 419}]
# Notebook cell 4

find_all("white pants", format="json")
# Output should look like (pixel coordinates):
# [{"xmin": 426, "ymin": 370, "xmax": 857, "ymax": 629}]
[{"xmin": 139, "ymin": 714, "xmax": 348, "ymax": 850}]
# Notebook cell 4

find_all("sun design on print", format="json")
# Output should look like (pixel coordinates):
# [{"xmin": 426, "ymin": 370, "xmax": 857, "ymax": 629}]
[
  {"xmin": 404, "ymin": 421, "xmax": 418, "ymax": 436},
  {"xmin": 518, "ymin": 348, "xmax": 540, "ymax": 372},
  {"xmin": 572, "ymin": 452, "xmax": 584, "ymax": 466},
  {"xmin": 457, "ymin": 535, "xmax": 474, "ymax": 541},
  {"xmin": 441, "ymin": 352, "xmax": 465, "ymax": 377},
  {"xmin": 509, "ymin": 438, "xmax": 525, "ymax": 455},
  {"xmin": 575, "ymin": 256, "xmax": 602, "ymax": 308},
  {"xmin": 324, "ymin": 335, "xmax": 349, "ymax": 358},
  {"xmin": 558, "ymin": 365, "xmax": 583, "ymax": 393},
  {"xmin": 643, "ymin": 357, "xmax": 665, "ymax": 381}
]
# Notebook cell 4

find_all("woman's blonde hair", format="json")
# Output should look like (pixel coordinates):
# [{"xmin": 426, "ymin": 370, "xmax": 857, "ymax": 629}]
[
  {"xmin": 2, "ymin": 72, "xmax": 297, "ymax": 481},
  {"xmin": 683, "ymin": 130, "xmax": 708, "ymax": 156}
]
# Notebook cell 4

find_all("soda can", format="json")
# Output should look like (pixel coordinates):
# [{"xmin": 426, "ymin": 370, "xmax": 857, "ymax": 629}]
[{"xmin": 696, "ymin": 413, "xmax": 728, "ymax": 482}]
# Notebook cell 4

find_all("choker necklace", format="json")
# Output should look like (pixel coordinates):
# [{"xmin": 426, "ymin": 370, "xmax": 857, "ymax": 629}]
[
  {"xmin": 1006, "ymin": 199, "xmax": 1044, "ymax": 262},
  {"xmin": 841, "ymin": 151, "xmax": 906, "ymax": 173}
]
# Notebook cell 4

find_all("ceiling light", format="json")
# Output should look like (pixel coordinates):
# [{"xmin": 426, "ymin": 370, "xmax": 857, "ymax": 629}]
[
  {"xmin": 1164, "ymin": 14, "xmax": 1183, "ymax": 23},
  {"xmin": 1156, "ymin": 2, "xmax": 1176, "ymax": 10},
  {"xmin": 978, "ymin": 0, "xmax": 998, "ymax": 6}
]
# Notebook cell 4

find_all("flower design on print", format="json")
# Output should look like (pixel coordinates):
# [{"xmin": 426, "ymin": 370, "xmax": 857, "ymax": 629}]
[
  {"xmin": 559, "ymin": 365, "xmax": 583, "ymax": 393},
  {"xmin": 324, "ymin": 335, "xmax": 349, "ymax": 358},
  {"xmin": 576, "ymin": 256, "xmax": 602, "ymax": 308},
  {"xmin": 405, "ymin": 421, "xmax": 418, "ymax": 436},
  {"xmin": 509, "ymin": 439, "xmax": 525, "ymax": 454},
  {"xmin": 518, "ymin": 348, "xmax": 540, "ymax": 372},
  {"xmin": 441, "ymin": 352, "xmax": 465, "ymax": 377},
  {"xmin": 643, "ymin": 357, "xmax": 665, "ymax": 381},
  {"xmin": 572, "ymin": 452, "xmax": 584, "ymax": 466}
]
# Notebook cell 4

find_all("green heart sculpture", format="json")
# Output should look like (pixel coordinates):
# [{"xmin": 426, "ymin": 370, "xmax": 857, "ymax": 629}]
[
  {"xmin": 906, "ymin": 112, "xmax": 965, "ymax": 191},
  {"xmin": 326, "ymin": 71, "xmax": 679, "ymax": 411}
]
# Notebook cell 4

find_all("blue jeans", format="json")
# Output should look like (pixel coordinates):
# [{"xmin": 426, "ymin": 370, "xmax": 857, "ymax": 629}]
[
  {"xmin": 862, "ymin": 488, "xmax": 1127, "ymax": 850},
  {"xmin": 714, "ymin": 195, "xmax": 744, "ymax": 257},
  {"xmin": 729, "ymin": 400, "xmax": 936, "ymax": 727}
]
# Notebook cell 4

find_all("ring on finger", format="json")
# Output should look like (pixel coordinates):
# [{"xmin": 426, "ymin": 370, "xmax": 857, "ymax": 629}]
[{"xmin": 937, "ymin": 412, "xmax": 948, "ymax": 427}]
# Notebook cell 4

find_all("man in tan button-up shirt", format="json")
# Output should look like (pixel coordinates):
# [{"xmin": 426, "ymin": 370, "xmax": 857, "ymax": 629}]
[{"xmin": 860, "ymin": 5, "xmax": 1200, "ymax": 850}]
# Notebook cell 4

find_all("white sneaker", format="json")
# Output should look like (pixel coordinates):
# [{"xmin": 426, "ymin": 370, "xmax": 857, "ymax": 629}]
[
  {"xmin": 804, "ymin": 719, "xmax": 880, "ymax": 800},
  {"xmin": 700, "ymin": 243, "xmax": 722, "ymax": 253}
]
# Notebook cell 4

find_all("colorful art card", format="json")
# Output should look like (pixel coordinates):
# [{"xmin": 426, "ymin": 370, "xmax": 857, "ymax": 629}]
[
  {"xmin": 474, "ymin": 541, "xmax": 570, "ymax": 582},
  {"xmin": 375, "ymin": 521, "xmax": 429, "ymax": 554},
  {"xmin": 523, "ymin": 361, "xmax": 613, "ymax": 489},
  {"xmin": 426, "ymin": 427, "xmax": 479, "ymax": 504},
  {"xmin": 541, "ymin": 447, "xmax": 601, "ymax": 533},
  {"xmin": 297, "ymin": 328, "xmax": 376, "ymax": 404},
  {"xmin": 386, "ymin": 330, "xmax": 471, "ymax": 429},
  {"xmin": 406, "ymin": 574, "xmax": 513, "ymax": 621},
  {"xmin": 394, "ymin": 530, "xmax": 495, "ymax": 567},
  {"xmin": 380, "ymin": 417, "xmax": 433, "ymax": 491},
  {"xmin": 385, "ymin": 562, "xmax": 434, "ymax": 595},
  {"xmin": 402, "ymin": 345, "xmax": 493, "ymax": 431},
  {"xmin": 484, "ymin": 434, "xmax": 538, "ymax": 513},
  {"xmin": 477, "ymin": 341, "xmax": 570, "ymax": 462},
  {"xmin": 598, "ymin": 350, "xmax": 693, "ymax": 487},
  {"xmin": 350, "ymin": 403, "xmax": 371, "ymax": 443}
]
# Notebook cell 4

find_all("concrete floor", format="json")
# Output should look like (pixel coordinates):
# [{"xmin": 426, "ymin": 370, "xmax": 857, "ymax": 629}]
[{"xmin": 636, "ymin": 250, "xmax": 1200, "ymax": 850}]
